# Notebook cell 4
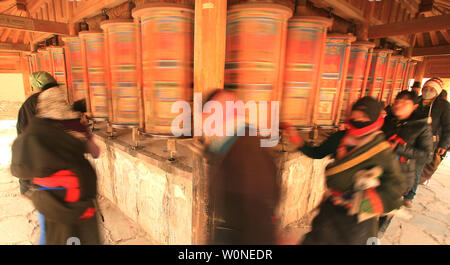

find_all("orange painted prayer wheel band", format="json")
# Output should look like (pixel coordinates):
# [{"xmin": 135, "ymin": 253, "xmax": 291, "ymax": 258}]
[
  {"xmin": 381, "ymin": 55, "xmax": 400, "ymax": 105},
  {"xmin": 133, "ymin": 3, "xmax": 194, "ymax": 135},
  {"xmin": 101, "ymin": 20, "xmax": 141, "ymax": 127},
  {"xmin": 62, "ymin": 37, "xmax": 87, "ymax": 104},
  {"xmin": 225, "ymin": 4, "xmax": 292, "ymax": 133},
  {"xmin": 281, "ymin": 16, "xmax": 332, "ymax": 127},
  {"xmin": 37, "ymin": 48, "xmax": 53, "ymax": 75},
  {"xmin": 341, "ymin": 41, "xmax": 375, "ymax": 123},
  {"xmin": 47, "ymin": 46, "xmax": 69, "ymax": 101},
  {"xmin": 365, "ymin": 49, "xmax": 393, "ymax": 100},
  {"xmin": 79, "ymin": 31, "xmax": 109, "ymax": 120},
  {"xmin": 317, "ymin": 33, "xmax": 355, "ymax": 127}
]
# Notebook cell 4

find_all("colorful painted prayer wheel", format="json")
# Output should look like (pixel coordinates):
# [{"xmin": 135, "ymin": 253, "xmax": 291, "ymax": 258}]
[
  {"xmin": 281, "ymin": 16, "xmax": 332, "ymax": 127},
  {"xmin": 365, "ymin": 49, "xmax": 393, "ymax": 100},
  {"xmin": 340, "ymin": 41, "xmax": 375, "ymax": 122},
  {"xmin": 79, "ymin": 31, "xmax": 109, "ymax": 120},
  {"xmin": 62, "ymin": 37, "xmax": 87, "ymax": 103},
  {"xmin": 225, "ymin": 4, "xmax": 292, "ymax": 132},
  {"xmin": 133, "ymin": 4, "xmax": 194, "ymax": 135},
  {"xmin": 316, "ymin": 33, "xmax": 354, "ymax": 127},
  {"xmin": 101, "ymin": 20, "xmax": 141, "ymax": 127},
  {"xmin": 30, "ymin": 52, "xmax": 41, "ymax": 72},
  {"xmin": 47, "ymin": 47, "xmax": 69, "ymax": 100},
  {"xmin": 380, "ymin": 54, "xmax": 398, "ymax": 105},
  {"xmin": 391, "ymin": 56, "xmax": 408, "ymax": 101},
  {"xmin": 37, "ymin": 48, "xmax": 53, "ymax": 75},
  {"xmin": 403, "ymin": 60, "xmax": 417, "ymax": 90}
]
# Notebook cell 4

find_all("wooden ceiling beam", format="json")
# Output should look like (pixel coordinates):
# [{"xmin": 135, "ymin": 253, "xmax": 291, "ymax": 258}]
[
  {"xmin": 0, "ymin": 41, "xmax": 30, "ymax": 51},
  {"xmin": 412, "ymin": 44, "xmax": 450, "ymax": 56},
  {"xmin": 0, "ymin": 13, "xmax": 69, "ymax": 35},
  {"xmin": 429, "ymin": 31, "xmax": 439, "ymax": 46},
  {"xmin": 440, "ymin": 30, "xmax": 450, "ymax": 43},
  {"xmin": 368, "ymin": 13, "xmax": 450, "ymax": 39}
]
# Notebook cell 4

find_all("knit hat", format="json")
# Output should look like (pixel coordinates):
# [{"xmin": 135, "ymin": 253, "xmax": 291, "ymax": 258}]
[
  {"xmin": 351, "ymin": 96, "xmax": 382, "ymax": 123},
  {"xmin": 29, "ymin": 71, "xmax": 57, "ymax": 90},
  {"xmin": 423, "ymin": 78, "xmax": 444, "ymax": 95}
]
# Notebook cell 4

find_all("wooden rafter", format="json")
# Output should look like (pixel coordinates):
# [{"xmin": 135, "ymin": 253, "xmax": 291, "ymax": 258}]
[
  {"xmin": 0, "ymin": 41, "xmax": 29, "ymax": 51},
  {"xmin": 413, "ymin": 44, "xmax": 450, "ymax": 56},
  {"xmin": 369, "ymin": 14, "xmax": 450, "ymax": 39},
  {"xmin": 429, "ymin": 31, "xmax": 439, "ymax": 46},
  {"xmin": 440, "ymin": 30, "xmax": 450, "ymax": 43}
]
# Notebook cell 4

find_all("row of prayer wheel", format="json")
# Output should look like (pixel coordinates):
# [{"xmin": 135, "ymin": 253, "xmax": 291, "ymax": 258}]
[{"xmin": 25, "ymin": 3, "xmax": 418, "ymax": 135}]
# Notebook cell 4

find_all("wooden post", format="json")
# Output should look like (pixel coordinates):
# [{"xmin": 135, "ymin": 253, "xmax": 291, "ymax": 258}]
[
  {"xmin": 79, "ymin": 33, "xmax": 92, "ymax": 117},
  {"xmin": 356, "ymin": 0, "xmax": 374, "ymax": 41},
  {"xmin": 21, "ymin": 53, "xmax": 32, "ymax": 98},
  {"xmin": 193, "ymin": 0, "xmax": 227, "ymax": 101},
  {"xmin": 191, "ymin": 0, "xmax": 227, "ymax": 244},
  {"xmin": 414, "ymin": 58, "xmax": 427, "ymax": 84}
]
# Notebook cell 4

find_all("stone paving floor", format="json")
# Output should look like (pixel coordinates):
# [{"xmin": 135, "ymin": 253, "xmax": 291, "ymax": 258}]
[{"xmin": 0, "ymin": 112, "xmax": 448, "ymax": 245}]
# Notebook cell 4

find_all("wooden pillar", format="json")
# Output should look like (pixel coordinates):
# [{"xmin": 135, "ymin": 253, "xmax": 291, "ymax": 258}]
[
  {"xmin": 193, "ymin": 0, "xmax": 227, "ymax": 101},
  {"xmin": 414, "ymin": 58, "xmax": 427, "ymax": 84},
  {"xmin": 356, "ymin": 0, "xmax": 375, "ymax": 41},
  {"xmin": 21, "ymin": 53, "xmax": 32, "ymax": 98},
  {"xmin": 191, "ymin": 0, "xmax": 227, "ymax": 245}
]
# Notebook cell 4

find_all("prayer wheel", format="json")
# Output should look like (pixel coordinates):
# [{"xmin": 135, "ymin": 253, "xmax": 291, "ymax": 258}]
[
  {"xmin": 133, "ymin": 3, "xmax": 194, "ymax": 135},
  {"xmin": 79, "ymin": 31, "xmax": 109, "ymax": 120},
  {"xmin": 47, "ymin": 47, "xmax": 69, "ymax": 100},
  {"xmin": 391, "ymin": 57, "xmax": 408, "ymax": 100},
  {"xmin": 37, "ymin": 48, "xmax": 53, "ymax": 75},
  {"xmin": 62, "ymin": 37, "xmax": 87, "ymax": 103},
  {"xmin": 365, "ymin": 49, "xmax": 393, "ymax": 100},
  {"xmin": 340, "ymin": 41, "xmax": 375, "ymax": 122},
  {"xmin": 403, "ymin": 60, "xmax": 417, "ymax": 90},
  {"xmin": 380, "ymin": 54, "xmax": 398, "ymax": 105},
  {"xmin": 30, "ymin": 52, "xmax": 41, "ymax": 72},
  {"xmin": 101, "ymin": 20, "xmax": 141, "ymax": 127},
  {"xmin": 225, "ymin": 3, "xmax": 292, "ymax": 132},
  {"xmin": 317, "ymin": 33, "xmax": 354, "ymax": 127},
  {"xmin": 281, "ymin": 16, "xmax": 332, "ymax": 127}
]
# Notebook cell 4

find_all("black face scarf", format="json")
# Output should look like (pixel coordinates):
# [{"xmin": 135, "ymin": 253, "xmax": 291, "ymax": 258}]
[{"xmin": 349, "ymin": 120, "xmax": 373, "ymax": 129}]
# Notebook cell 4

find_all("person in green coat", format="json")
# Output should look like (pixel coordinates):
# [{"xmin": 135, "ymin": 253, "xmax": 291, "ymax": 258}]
[{"xmin": 282, "ymin": 97, "xmax": 405, "ymax": 245}]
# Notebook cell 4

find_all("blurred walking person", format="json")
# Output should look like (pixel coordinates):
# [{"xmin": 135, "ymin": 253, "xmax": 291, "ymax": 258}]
[
  {"xmin": 11, "ymin": 83, "xmax": 100, "ymax": 245},
  {"xmin": 378, "ymin": 91, "xmax": 433, "ymax": 234}
]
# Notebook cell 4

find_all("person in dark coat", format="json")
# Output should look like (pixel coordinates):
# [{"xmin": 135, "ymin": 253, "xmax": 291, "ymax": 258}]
[
  {"xmin": 11, "ymin": 84, "xmax": 100, "ymax": 245},
  {"xmin": 199, "ymin": 89, "xmax": 280, "ymax": 245},
  {"xmin": 382, "ymin": 91, "xmax": 433, "ymax": 205},
  {"xmin": 378, "ymin": 91, "xmax": 433, "ymax": 236},
  {"xmin": 415, "ymin": 78, "xmax": 449, "ymax": 185},
  {"xmin": 282, "ymin": 97, "xmax": 405, "ymax": 245},
  {"xmin": 16, "ymin": 71, "xmax": 58, "ymax": 195}
]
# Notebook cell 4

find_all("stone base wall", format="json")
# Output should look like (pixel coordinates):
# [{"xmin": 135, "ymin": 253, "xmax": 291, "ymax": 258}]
[
  {"xmin": 90, "ymin": 131, "xmax": 331, "ymax": 244},
  {"xmin": 89, "ymin": 134, "xmax": 193, "ymax": 245}
]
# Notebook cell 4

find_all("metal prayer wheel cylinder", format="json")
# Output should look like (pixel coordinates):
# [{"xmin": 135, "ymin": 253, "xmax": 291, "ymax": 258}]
[
  {"xmin": 403, "ymin": 60, "xmax": 417, "ymax": 90},
  {"xmin": 316, "ymin": 33, "xmax": 355, "ymax": 127},
  {"xmin": 133, "ymin": 3, "xmax": 194, "ymax": 135},
  {"xmin": 79, "ymin": 31, "xmax": 109, "ymax": 120},
  {"xmin": 281, "ymin": 16, "xmax": 332, "ymax": 128},
  {"xmin": 380, "ymin": 55, "xmax": 399, "ymax": 105},
  {"xmin": 365, "ymin": 49, "xmax": 393, "ymax": 100},
  {"xmin": 29, "ymin": 52, "xmax": 40, "ymax": 73},
  {"xmin": 37, "ymin": 48, "xmax": 53, "ymax": 75},
  {"xmin": 47, "ymin": 46, "xmax": 69, "ymax": 101},
  {"xmin": 341, "ymin": 41, "xmax": 375, "ymax": 123},
  {"xmin": 101, "ymin": 20, "xmax": 141, "ymax": 127},
  {"xmin": 225, "ymin": 3, "xmax": 292, "ymax": 133},
  {"xmin": 62, "ymin": 37, "xmax": 87, "ymax": 104},
  {"xmin": 394, "ymin": 57, "xmax": 408, "ymax": 95}
]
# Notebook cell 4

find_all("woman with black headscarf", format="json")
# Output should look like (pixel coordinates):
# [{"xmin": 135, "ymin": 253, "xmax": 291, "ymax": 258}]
[{"xmin": 282, "ymin": 97, "xmax": 405, "ymax": 245}]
